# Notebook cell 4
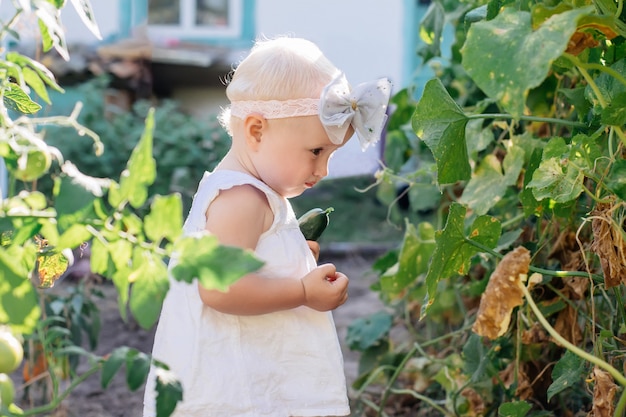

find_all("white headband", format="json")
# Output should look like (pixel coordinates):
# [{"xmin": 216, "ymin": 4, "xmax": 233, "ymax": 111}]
[{"xmin": 228, "ymin": 73, "xmax": 392, "ymax": 150}]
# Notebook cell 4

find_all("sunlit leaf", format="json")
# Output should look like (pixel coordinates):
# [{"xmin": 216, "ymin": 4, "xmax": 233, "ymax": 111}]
[
  {"xmin": 37, "ymin": 250, "xmax": 69, "ymax": 288},
  {"xmin": 144, "ymin": 195, "xmax": 183, "ymax": 243},
  {"xmin": 22, "ymin": 66, "xmax": 51, "ymax": 104},
  {"xmin": 6, "ymin": 52, "xmax": 64, "ymax": 93},
  {"xmin": 35, "ymin": 2, "xmax": 69, "ymax": 60},
  {"xmin": 0, "ymin": 244, "xmax": 40, "ymax": 334},
  {"xmin": 128, "ymin": 251, "xmax": 169, "ymax": 329},
  {"xmin": 171, "ymin": 233, "xmax": 264, "ymax": 292},
  {"xmin": 69, "ymin": 0, "xmax": 102, "ymax": 39},
  {"xmin": 422, "ymin": 203, "xmax": 501, "ymax": 318},
  {"xmin": 3, "ymin": 82, "xmax": 41, "ymax": 114},
  {"xmin": 113, "ymin": 109, "xmax": 157, "ymax": 209},
  {"xmin": 412, "ymin": 78, "xmax": 470, "ymax": 185},
  {"xmin": 462, "ymin": 6, "xmax": 593, "ymax": 118},
  {"xmin": 527, "ymin": 136, "xmax": 589, "ymax": 203}
]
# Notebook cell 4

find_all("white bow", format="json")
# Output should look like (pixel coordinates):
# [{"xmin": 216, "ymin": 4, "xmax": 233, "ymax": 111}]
[{"xmin": 319, "ymin": 73, "xmax": 392, "ymax": 150}]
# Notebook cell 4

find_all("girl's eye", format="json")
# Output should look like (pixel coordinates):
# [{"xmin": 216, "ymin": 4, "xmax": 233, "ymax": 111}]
[{"xmin": 311, "ymin": 148, "xmax": 323, "ymax": 156}]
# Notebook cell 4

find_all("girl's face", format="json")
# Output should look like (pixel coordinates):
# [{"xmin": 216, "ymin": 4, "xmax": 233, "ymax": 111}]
[{"xmin": 251, "ymin": 115, "xmax": 348, "ymax": 198}]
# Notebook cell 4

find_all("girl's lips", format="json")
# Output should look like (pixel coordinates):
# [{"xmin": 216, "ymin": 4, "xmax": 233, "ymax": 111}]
[{"xmin": 305, "ymin": 181, "xmax": 317, "ymax": 188}]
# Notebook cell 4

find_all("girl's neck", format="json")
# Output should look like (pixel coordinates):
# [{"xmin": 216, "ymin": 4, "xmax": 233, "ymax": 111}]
[{"xmin": 215, "ymin": 150, "xmax": 260, "ymax": 180}]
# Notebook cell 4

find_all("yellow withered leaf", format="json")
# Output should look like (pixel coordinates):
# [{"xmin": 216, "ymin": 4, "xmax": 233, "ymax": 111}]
[{"xmin": 472, "ymin": 246, "xmax": 530, "ymax": 340}]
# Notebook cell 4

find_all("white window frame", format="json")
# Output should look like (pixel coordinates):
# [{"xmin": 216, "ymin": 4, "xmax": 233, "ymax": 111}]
[{"xmin": 147, "ymin": 0, "xmax": 243, "ymax": 40}]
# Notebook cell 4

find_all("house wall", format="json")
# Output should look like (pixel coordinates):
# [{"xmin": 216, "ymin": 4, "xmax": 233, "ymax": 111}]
[{"xmin": 3, "ymin": 0, "xmax": 418, "ymax": 180}]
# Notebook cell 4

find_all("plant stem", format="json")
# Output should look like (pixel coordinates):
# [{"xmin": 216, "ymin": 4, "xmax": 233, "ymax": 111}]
[
  {"xmin": 466, "ymin": 113, "xmax": 587, "ymax": 129},
  {"xmin": 389, "ymin": 388, "xmax": 453, "ymax": 416},
  {"xmin": 19, "ymin": 363, "xmax": 102, "ymax": 416},
  {"xmin": 519, "ymin": 282, "xmax": 626, "ymax": 386},
  {"xmin": 377, "ymin": 343, "xmax": 418, "ymax": 417},
  {"xmin": 464, "ymin": 236, "xmax": 605, "ymax": 282}
]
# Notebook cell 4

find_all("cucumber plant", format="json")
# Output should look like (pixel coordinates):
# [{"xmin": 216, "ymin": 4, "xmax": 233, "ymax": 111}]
[{"xmin": 352, "ymin": 0, "xmax": 626, "ymax": 415}]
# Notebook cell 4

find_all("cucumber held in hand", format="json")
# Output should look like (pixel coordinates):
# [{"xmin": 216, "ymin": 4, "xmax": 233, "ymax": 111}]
[{"xmin": 298, "ymin": 207, "xmax": 334, "ymax": 241}]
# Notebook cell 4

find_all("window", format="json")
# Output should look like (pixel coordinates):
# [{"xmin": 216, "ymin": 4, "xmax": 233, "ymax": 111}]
[{"xmin": 147, "ymin": 0, "xmax": 243, "ymax": 39}]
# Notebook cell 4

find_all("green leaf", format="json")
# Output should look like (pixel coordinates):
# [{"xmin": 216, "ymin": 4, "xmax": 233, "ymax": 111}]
[
  {"xmin": 57, "ymin": 224, "xmax": 92, "ymax": 252},
  {"xmin": 379, "ymin": 222, "xmax": 435, "ymax": 296},
  {"xmin": 526, "ymin": 136, "xmax": 587, "ymax": 203},
  {"xmin": 418, "ymin": 1, "xmax": 445, "ymax": 62},
  {"xmin": 412, "ymin": 78, "xmax": 470, "ymax": 185},
  {"xmin": 0, "ymin": 245, "xmax": 40, "ymax": 334},
  {"xmin": 3, "ymin": 82, "xmax": 42, "ymax": 114},
  {"xmin": 422, "ymin": 203, "xmax": 501, "ymax": 317},
  {"xmin": 346, "ymin": 310, "xmax": 394, "ymax": 351},
  {"xmin": 498, "ymin": 401, "xmax": 532, "ymax": 417},
  {"xmin": 101, "ymin": 346, "xmax": 130, "ymax": 388},
  {"xmin": 171, "ymin": 234, "xmax": 264, "ymax": 292},
  {"xmin": 22, "ymin": 66, "xmax": 51, "ymax": 104},
  {"xmin": 601, "ymin": 92, "xmax": 626, "ymax": 126},
  {"xmin": 128, "ymin": 251, "xmax": 170, "ymax": 330},
  {"xmin": 113, "ymin": 108, "xmax": 157, "ymax": 209},
  {"xmin": 407, "ymin": 180, "xmax": 441, "ymax": 212},
  {"xmin": 126, "ymin": 350, "xmax": 151, "ymax": 391},
  {"xmin": 462, "ymin": 6, "xmax": 593, "ymax": 118},
  {"xmin": 606, "ymin": 158, "xmax": 626, "ymax": 200},
  {"xmin": 547, "ymin": 350, "xmax": 584, "ymax": 401},
  {"xmin": 587, "ymin": 59, "xmax": 626, "ymax": 108},
  {"xmin": 459, "ymin": 144, "xmax": 525, "ymax": 215},
  {"xmin": 463, "ymin": 333, "xmax": 489, "ymax": 382},
  {"xmin": 69, "ymin": 0, "xmax": 102, "ymax": 40},
  {"xmin": 144, "ymin": 194, "xmax": 183, "ymax": 243},
  {"xmin": 6, "ymin": 52, "xmax": 64, "ymax": 93},
  {"xmin": 155, "ymin": 368, "xmax": 183, "ymax": 417},
  {"xmin": 35, "ymin": 3, "xmax": 69, "ymax": 60}
]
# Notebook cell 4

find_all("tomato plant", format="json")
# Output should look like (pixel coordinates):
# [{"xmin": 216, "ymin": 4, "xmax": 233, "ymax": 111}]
[
  {"xmin": 352, "ymin": 0, "xmax": 626, "ymax": 415},
  {"xmin": 0, "ymin": 2, "xmax": 262, "ymax": 417}
]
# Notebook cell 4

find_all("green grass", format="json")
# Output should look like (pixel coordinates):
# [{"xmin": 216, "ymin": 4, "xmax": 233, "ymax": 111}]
[{"xmin": 290, "ymin": 175, "xmax": 405, "ymax": 244}]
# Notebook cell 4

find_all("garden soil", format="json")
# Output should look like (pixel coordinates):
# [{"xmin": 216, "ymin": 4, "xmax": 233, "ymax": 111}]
[{"xmin": 18, "ymin": 248, "xmax": 391, "ymax": 417}]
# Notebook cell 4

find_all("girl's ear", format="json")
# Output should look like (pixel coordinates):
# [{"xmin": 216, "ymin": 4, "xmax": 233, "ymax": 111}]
[{"xmin": 243, "ymin": 114, "xmax": 266, "ymax": 151}]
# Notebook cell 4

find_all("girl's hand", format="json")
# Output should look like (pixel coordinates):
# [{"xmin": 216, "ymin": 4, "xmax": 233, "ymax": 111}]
[
  {"xmin": 301, "ymin": 263, "xmax": 349, "ymax": 311},
  {"xmin": 306, "ymin": 240, "xmax": 320, "ymax": 261}
]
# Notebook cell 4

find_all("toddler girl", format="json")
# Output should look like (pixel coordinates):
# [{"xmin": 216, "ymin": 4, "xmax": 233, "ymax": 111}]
[{"xmin": 143, "ymin": 36, "xmax": 391, "ymax": 417}]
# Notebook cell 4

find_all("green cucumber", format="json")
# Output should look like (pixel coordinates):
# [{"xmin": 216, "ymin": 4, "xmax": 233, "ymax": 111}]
[{"xmin": 298, "ymin": 207, "xmax": 334, "ymax": 241}]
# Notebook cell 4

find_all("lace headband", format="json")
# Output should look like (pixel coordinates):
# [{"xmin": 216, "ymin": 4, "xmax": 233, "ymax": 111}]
[{"xmin": 228, "ymin": 73, "xmax": 392, "ymax": 150}]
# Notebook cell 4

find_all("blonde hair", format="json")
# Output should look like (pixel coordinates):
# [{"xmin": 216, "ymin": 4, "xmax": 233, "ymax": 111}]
[{"xmin": 219, "ymin": 36, "xmax": 341, "ymax": 133}]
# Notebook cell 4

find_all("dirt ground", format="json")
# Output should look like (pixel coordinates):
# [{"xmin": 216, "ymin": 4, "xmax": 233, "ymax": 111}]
[{"xmin": 16, "ymin": 249, "xmax": 389, "ymax": 417}]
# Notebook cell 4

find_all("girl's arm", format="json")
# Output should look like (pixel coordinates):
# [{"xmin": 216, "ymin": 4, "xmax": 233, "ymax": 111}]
[{"xmin": 197, "ymin": 184, "xmax": 347, "ymax": 315}]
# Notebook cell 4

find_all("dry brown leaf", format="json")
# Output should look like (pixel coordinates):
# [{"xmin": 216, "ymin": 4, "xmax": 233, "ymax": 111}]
[
  {"xmin": 460, "ymin": 387, "xmax": 486, "ymax": 416},
  {"xmin": 515, "ymin": 362, "xmax": 534, "ymax": 400},
  {"xmin": 564, "ymin": 276, "xmax": 589, "ymax": 300},
  {"xmin": 566, "ymin": 31, "xmax": 600, "ymax": 55},
  {"xmin": 521, "ymin": 323, "xmax": 548, "ymax": 344},
  {"xmin": 472, "ymin": 246, "xmax": 531, "ymax": 339},
  {"xmin": 591, "ymin": 202, "xmax": 626, "ymax": 288},
  {"xmin": 588, "ymin": 367, "xmax": 617, "ymax": 417},
  {"xmin": 553, "ymin": 304, "xmax": 583, "ymax": 346}
]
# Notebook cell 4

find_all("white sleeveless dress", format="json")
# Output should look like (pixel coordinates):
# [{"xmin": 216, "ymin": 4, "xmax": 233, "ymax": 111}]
[{"xmin": 143, "ymin": 170, "xmax": 349, "ymax": 417}]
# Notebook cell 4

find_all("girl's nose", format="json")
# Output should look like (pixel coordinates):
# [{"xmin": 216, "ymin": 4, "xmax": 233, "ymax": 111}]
[{"xmin": 314, "ymin": 158, "xmax": 330, "ymax": 178}]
